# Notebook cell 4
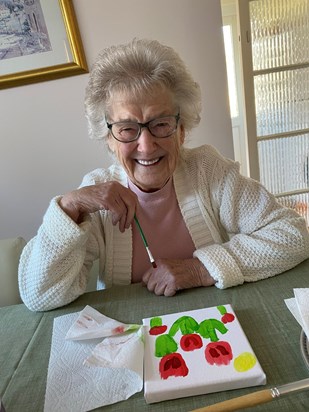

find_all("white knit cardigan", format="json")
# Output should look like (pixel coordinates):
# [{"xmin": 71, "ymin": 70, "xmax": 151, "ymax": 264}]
[{"xmin": 19, "ymin": 145, "xmax": 309, "ymax": 311}]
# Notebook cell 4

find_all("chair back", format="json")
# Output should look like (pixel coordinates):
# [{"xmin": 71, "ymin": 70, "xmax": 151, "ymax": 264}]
[{"xmin": 0, "ymin": 237, "xmax": 26, "ymax": 307}]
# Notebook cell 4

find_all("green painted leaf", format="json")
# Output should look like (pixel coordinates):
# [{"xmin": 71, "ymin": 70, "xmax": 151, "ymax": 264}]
[
  {"xmin": 155, "ymin": 334, "xmax": 178, "ymax": 357},
  {"xmin": 197, "ymin": 319, "xmax": 228, "ymax": 342},
  {"xmin": 217, "ymin": 305, "xmax": 227, "ymax": 315},
  {"xmin": 150, "ymin": 317, "xmax": 163, "ymax": 328},
  {"xmin": 169, "ymin": 316, "xmax": 199, "ymax": 337}
]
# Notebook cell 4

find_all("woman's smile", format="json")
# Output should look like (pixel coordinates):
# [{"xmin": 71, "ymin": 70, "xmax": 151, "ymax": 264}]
[{"xmin": 135, "ymin": 157, "xmax": 162, "ymax": 166}]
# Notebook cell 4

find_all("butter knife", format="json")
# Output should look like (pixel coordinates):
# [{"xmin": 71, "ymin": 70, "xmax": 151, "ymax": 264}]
[{"xmin": 190, "ymin": 378, "xmax": 309, "ymax": 412}]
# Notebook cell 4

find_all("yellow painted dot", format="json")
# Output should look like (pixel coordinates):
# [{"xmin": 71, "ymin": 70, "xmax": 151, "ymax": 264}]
[{"xmin": 234, "ymin": 352, "xmax": 257, "ymax": 372}]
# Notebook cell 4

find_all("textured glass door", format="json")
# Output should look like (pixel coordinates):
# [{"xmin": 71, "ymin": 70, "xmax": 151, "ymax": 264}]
[{"xmin": 239, "ymin": 0, "xmax": 309, "ymax": 223}]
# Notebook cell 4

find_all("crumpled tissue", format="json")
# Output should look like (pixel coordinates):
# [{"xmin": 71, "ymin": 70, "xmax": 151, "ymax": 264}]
[
  {"xmin": 44, "ymin": 305, "xmax": 144, "ymax": 412},
  {"xmin": 284, "ymin": 288, "xmax": 309, "ymax": 338}
]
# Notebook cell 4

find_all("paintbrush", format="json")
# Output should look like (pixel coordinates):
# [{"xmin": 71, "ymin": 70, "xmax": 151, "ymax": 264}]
[
  {"xmin": 190, "ymin": 377, "xmax": 309, "ymax": 412},
  {"xmin": 134, "ymin": 215, "xmax": 157, "ymax": 268}
]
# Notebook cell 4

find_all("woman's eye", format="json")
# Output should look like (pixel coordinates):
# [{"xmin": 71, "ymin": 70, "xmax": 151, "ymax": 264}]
[
  {"xmin": 157, "ymin": 122, "xmax": 168, "ymax": 128},
  {"xmin": 119, "ymin": 125, "xmax": 136, "ymax": 133}
]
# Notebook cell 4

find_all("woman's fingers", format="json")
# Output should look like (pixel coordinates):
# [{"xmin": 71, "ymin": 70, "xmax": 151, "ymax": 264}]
[
  {"xmin": 60, "ymin": 181, "xmax": 138, "ymax": 229},
  {"xmin": 106, "ymin": 184, "xmax": 137, "ymax": 230},
  {"xmin": 117, "ymin": 208, "xmax": 128, "ymax": 233},
  {"xmin": 111, "ymin": 194, "xmax": 137, "ymax": 232},
  {"xmin": 142, "ymin": 258, "xmax": 214, "ymax": 296}
]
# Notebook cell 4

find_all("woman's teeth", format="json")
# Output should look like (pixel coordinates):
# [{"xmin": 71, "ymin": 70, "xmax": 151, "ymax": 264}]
[{"xmin": 136, "ymin": 158, "xmax": 160, "ymax": 166}]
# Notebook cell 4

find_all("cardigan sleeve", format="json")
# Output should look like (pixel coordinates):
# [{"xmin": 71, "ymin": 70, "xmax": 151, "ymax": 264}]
[
  {"xmin": 18, "ymin": 168, "xmax": 119, "ymax": 312},
  {"xmin": 18, "ymin": 196, "xmax": 104, "ymax": 311},
  {"xmin": 18, "ymin": 165, "xmax": 133, "ymax": 312},
  {"xmin": 192, "ymin": 146, "xmax": 309, "ymax": 288}
]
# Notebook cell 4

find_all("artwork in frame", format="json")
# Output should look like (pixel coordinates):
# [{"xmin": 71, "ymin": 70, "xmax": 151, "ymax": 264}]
[{"xmin": 0, "ymin": 0, "xmax": 88, "ymax": 89}]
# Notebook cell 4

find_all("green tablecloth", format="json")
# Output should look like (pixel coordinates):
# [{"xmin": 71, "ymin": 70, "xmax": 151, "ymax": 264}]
[{"xmin": 1, "ymin": 260, "xmax": 309, "ymax": 411}]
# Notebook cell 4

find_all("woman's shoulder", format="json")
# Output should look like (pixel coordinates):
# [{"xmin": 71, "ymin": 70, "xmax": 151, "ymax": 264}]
[
  {"xmin": 79, "ymin": 164, "xmax": 126, "ymax": 187},
  {"xmin": 181, "ymin": 144, "xmax": 237, "ymax": 170}
]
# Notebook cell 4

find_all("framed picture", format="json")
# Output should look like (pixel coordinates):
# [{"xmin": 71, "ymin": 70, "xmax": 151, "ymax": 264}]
[{"xmin": 0, "ymin": 0, "xmax": 88, "ymax": 89}]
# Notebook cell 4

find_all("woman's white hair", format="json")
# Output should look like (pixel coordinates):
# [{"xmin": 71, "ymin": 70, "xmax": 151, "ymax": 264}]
[{"xmin": 85, "ymin": 38, "xmax": 202, "ymax": 141}]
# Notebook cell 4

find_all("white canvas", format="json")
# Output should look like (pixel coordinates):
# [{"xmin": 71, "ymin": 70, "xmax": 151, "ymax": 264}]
[{"xmin": 143, "ymin": 304, "xmax": 266, "ymax": 404}]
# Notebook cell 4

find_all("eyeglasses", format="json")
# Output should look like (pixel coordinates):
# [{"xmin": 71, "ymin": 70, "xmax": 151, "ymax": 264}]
[{"xmin": 106, "ymin": 113, "xmax": 180, "ymax": 143}]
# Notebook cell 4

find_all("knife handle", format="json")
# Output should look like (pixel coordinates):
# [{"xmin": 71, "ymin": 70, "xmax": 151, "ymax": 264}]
[{"xmin": 190, "ymin": 389, "xmax": 273, "ymax": 412}]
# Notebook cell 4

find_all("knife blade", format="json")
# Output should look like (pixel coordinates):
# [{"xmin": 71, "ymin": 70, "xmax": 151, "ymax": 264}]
[{"xmin": 190, "ymin": 378, "xmax": 309, "ymax": 412}]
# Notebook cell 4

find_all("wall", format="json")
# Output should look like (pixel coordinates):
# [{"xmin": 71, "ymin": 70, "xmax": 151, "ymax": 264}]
[{"xmin": 0, "ymin": 0, "xmax": 233, "ymax": 241}]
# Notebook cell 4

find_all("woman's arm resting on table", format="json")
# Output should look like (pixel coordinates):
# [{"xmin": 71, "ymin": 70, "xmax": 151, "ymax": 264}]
[
  {"xmin": 142, "ymin": 257, "xmax": 215, "ymax": 296},
  {"xmin": 196, "ymin": 154, "xmax": 309, "ymax": 289},
  {"xmin": 19, "ymin": 181, "xmax": 138, "ymax": 312},
  {"xmin": 18, "ymin": 197, "xmax": 101, "ymax": 312}
]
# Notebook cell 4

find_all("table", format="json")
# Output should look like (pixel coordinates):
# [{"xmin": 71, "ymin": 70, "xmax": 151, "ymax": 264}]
[{"xmin": 1, "ymin": 260, "xmax": 309, "ymax": 412}]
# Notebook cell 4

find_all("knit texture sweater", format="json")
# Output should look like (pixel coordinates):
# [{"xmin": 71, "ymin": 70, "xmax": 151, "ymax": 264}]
[{"xmin": 19, "ymin": 145, "xmax": 309, "ymax": 311}]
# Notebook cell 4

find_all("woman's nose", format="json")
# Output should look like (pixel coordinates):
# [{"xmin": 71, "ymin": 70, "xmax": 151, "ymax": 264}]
[{"xmin": 136, "ymin": 128, "xmax": 157, "ymax": 152}]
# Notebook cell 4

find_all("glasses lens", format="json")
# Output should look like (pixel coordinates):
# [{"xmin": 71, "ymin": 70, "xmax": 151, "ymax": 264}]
[
  {"xmin": 149, "ymin": 116, "xmax": 177, "ymax": 138},
  {"xmin": 112, "ymin": 122, "xmax": 139, "ymax": 142}
]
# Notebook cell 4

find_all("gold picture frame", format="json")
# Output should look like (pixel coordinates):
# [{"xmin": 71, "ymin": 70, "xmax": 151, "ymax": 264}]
[{"xmin": 0, "ymin": 0, "xmax": 88, "ymax": 89}]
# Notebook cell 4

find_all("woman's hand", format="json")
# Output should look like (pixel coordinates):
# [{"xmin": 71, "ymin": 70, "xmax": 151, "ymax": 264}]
[
  {"xmin": 59, "ymin": 181, "xmax": 138, "ymax": 232},
  {"xmin": 142, "ymin": 257, "xmax": 215, "ymax": 296}
]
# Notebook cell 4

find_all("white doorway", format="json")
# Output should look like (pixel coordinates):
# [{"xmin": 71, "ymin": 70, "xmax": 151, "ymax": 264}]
[{"xmin": 221, "ymin": 0, "xmax": 249, "ymax": 176}]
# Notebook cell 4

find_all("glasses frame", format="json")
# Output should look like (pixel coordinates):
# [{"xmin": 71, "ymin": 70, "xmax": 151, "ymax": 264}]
[{"xmin": 106, "ymin": 113, "xmax": 180, "ymax": 143}]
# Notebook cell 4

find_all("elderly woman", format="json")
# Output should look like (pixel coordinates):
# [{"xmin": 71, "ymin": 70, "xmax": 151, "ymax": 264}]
[{"xmin": 19, "ymin": 39, "xmax": 309, "ymax": 311}]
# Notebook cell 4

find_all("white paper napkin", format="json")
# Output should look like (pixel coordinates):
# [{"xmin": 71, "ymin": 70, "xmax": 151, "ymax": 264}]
[
  {"xmin": 65, "ymin": 305, "xmax": 141, "ymax": 341},
  {"xmin": 285, "ymin": 288, "xmax": 309, "ymax": 338},
  {"xmin": 44, "ymin": 306, "xmax": 144, "ymax": 412}
]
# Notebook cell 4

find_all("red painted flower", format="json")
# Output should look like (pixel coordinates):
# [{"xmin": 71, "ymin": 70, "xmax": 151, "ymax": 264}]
[
  {"xmin": 217, "ymin": 305, "xmax": 235, "ymax": 324},
  {"xmin": 159, "ymin": 353, "xmax": 189, "ymax": 379},
  {"xmin": 149, "ymin": 317, "xmax": 168, "ymax": 336},
  {"xmin": 180, "ymin": 334, "xmax": 203, "ymax": 351},
  {"xmin": 221, "ymin": 313, "xmax": 235, "ymax": 324},
  {"xmin": 149, "ymin": 325, "xmax": 168, "ymax": 335},
  {"xmin": 205, "ymin": 341, "xmax": 233, "ymax": 365}
]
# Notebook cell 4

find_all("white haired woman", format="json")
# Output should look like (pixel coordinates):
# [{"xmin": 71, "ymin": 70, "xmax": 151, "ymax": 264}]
[{"xmin": 19, "ymin": 39, "xmax": 309, "ymax": 311}]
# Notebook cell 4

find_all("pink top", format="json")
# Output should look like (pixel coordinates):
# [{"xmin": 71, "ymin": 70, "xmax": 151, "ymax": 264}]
[{"xmin": 129, "ymin": 178, "xmax": 196, "ymax": 282}]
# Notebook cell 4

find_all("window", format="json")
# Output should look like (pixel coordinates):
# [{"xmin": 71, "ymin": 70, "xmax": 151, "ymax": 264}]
[{"xmin": 238, "ymin": 0, "xmax": 309, "ymax": 223}]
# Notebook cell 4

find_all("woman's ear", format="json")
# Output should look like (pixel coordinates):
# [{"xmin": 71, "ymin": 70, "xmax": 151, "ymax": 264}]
[{"xmin": 107, "ymin": 134, "xmax": 115, "ymax": 152}]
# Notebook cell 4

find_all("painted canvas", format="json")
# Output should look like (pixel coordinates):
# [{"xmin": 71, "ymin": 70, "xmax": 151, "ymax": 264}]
[{"xmin": 143, "ymin": 304, "xmax": 266, "ymax": 404}]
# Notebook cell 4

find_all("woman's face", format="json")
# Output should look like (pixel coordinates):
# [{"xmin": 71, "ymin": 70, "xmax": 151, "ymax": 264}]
[{"xmin": 107, "ymin": 88, "xmax": 185, "ymax": 192}]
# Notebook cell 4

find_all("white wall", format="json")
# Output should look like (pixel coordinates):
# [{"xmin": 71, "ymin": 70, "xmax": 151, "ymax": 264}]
[{"xmin": 0, "ymin": 0, "xmax": 233, "ymax": 241}]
